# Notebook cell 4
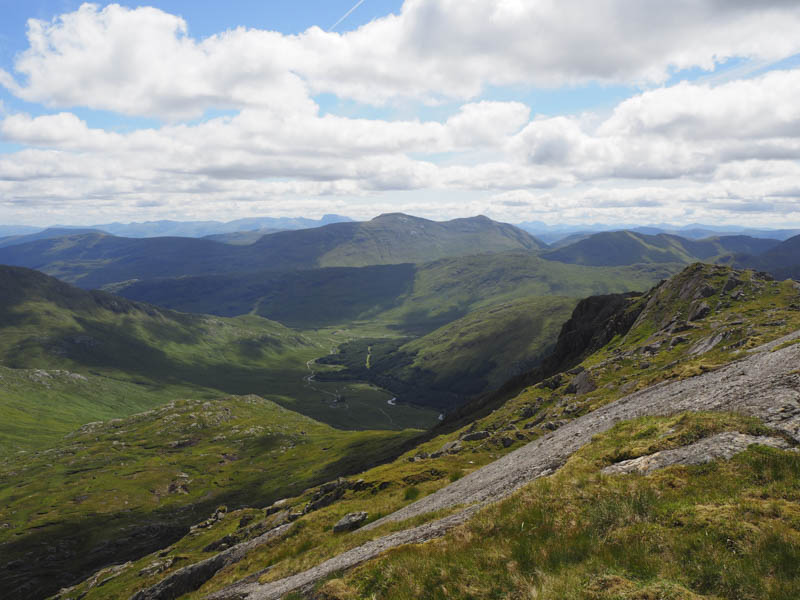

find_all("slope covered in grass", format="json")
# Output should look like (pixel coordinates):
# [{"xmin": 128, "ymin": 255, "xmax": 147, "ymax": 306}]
[
  {"xmin": 378, "ymin": 253, "xmax": 678, "ymax": 334},
  {"xmin": 333, "ymin": 413, "xmax": 800, "ymax": 600},
  {"xmin": 45, "ymin": 264, "xmax": 800, "ymax": 600},
  {"xmin": 317, "ymin": 296, "xmax": 576, "ymax": 409},
  {"xmin": 117, "ymin": 253, "xmax": 676, "ymax": 333},
  {"xmin": 0, "ymin": 366, "xmax": 197, "ymax": 454},
  {"xmin": 0, "ymin": 266, "xmax": 437, "ymax": 445},
  {"xmin": 734, "ymin": 234, "xmax": 800, "ymax": 280},
  {"xmin": 0, "ymin": 214, "xmax": 544, "ymax": 288},
  {"xmin": 0, "ymin": 396, "xmax": 422, "ymax": 599},
  {"xmin": 543, "ymin": 230, "xmax": 780, "ymax": 267}
]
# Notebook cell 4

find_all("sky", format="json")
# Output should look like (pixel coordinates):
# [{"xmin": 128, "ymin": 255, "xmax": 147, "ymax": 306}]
[{"xmin": 1, "ymin": 1, "xmax": 800, "ymax": 227}]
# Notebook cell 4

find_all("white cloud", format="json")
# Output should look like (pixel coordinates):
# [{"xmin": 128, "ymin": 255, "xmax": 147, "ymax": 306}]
[
  {"xmin": 4, "ymin": 2, "xmax": 800, "ymax": 119},
  {"xmin": 0, "ymin": 4, "xmax": 315, "ymax": 120},
  {"xmin": 509, "ymin": 68, "xmax": 800, "ymax": 182},
  {"xmin": 2, "ymin": 3, "xmax": 800, "ymax": 225}
]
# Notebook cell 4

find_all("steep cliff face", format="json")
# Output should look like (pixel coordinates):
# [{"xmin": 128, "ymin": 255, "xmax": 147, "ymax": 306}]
[
  {"xmin": 445, "ymin": 290, "xmax": 645, "ymax": 426},
  {"xmin": 445, "ymin": 262, "xmax": 793, "ymax": 428}
]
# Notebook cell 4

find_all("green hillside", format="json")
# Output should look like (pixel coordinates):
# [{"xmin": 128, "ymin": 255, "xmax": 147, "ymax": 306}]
[
  {"xmin": 316, "ymin": 296, "xmax": 576, "ymax": 409},
  {"xmin": 117, "ymin": 253, "xmax": 676, "ymax": 333},
  {"xmin": 543, "ymin": 230, "xmax": 780, "ymax": 266},
  {"xmin": 114, "ymin": 263, "xmax": 417, "ymax": 328},
  {"xmin": 202, "ymin": 228, "xmax": 284, "ymax": 245},
  {"xmin": 0, "ymin": 214, "xmax": 544, "ymax": 288},
  {"xmin": 734, "ymin": 234, "xmax": 800, "ymax": 279},
  {"xmin": 0, "ymin": 396, "xmax": 421, "ymax": 599},
  {"xmin": 0, "ymin": 266, "xmax": 437, "ymax": 447},
  {"xmin": 0, "ymin": 227, "xmax": 108, "ymax": 249},
  {"xmin": 378, "ymin": 253, "xmax": 678, "ymax": 333},
  {"xmin": 314, "ymin": 213, "xmax": 545, "ymax": 267},
  {"xmin": 46, "ymin": 264, "xmax": 800, "ymax": 600}
]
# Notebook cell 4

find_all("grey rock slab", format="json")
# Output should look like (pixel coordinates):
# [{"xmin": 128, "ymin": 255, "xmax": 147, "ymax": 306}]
[
  {"xmin": 130, "ymin": 524, "xmax": 292, "ymax": 600},
  {"xmin": 206, "ymin": 329, "xmax": 800, "ymax": 600},
  {"xmin": 363, "ymin": 328, "xmax": 800, "ymax": 532},
  {"xmin": 205, "ymin": 508, "xmax": 481, "ymax": 600},
  {"xmin": 333, "ymin": 512, "xmax": 368, "ymax": 533},
  {"xmin": 460, "ymin": 430, "xmax": 489, "ymax": 442},
  {"xmin": 601, "ymin": 432, "xmax": 790, "ymax": 475},
  {"xmin": 565, "ymin": 370, "xmax": 597, "ymax": 395}
]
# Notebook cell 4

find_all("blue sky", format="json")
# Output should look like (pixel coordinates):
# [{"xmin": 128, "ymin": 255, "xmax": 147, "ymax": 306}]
[{"xmin": 1, "ymin": 1, "xmax": 800, "ymax": 227}]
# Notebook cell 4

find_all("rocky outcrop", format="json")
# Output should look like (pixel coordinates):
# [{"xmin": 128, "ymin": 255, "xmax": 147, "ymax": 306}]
[
  {"xmin": 601, "ymin": 432, "xmax": 790, "ymax": 475},
  {"xmin": 129, "ymin": 523, "xmax": 292, "ymax": 600},
  {"xmin": 448, "ymin": 292, "xmax": 644, "ymax": 425},
  {"xmin": 333, "ymin": 512, "xmax": 368, "ymax": 533},
  {"xmin": 565, "ymin": 370, "xmax": 596, "ymax": 395},
  {"xmin": 205, "ymin": 509, "xmax": 480, "ymax": 600},
  {"xmin": 689, "ymin": 301, "xmax": 712, "ymax": 322},
  {"xmin": 460, "ymin": 430, "xmax": 489, "ymax": 442},
  {"xmin": 208, "ymin": 329, "xmax": 800, "ymax": 600}
]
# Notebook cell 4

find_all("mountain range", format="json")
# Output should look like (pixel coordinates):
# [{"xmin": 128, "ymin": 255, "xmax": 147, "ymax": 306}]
[
  {"xmin": 518, "ymin": 220, "xmax": 800, "ymax": 244},
  {"xmin": 540, "ymin": 230, "xmax": 782, "ymax": 266},
  {"xmin": 2, "ymin": 261, "xmax": 799, "ymax": 599},
  {"xmin": 2, "ymin": 213, "xmax": 800, "ymax": 600},
  {"xmin": 0, "ymin": 214, "xmax": 545, "ymax": 289}
]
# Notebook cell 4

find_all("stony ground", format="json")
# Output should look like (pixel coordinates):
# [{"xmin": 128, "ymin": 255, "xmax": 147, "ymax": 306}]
[{"xmin": 207, "ymin": 328, "xmax": 800, "ymax": 600}]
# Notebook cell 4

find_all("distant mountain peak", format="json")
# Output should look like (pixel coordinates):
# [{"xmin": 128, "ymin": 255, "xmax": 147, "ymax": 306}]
[{"xmin": 372, "ymin": 212, "xmax": 428, "ymax": 222}]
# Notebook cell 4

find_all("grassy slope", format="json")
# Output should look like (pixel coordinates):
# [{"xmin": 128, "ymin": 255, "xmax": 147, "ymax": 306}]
[
  {"xmin": 378, "ymin": 253, "xmax": 678, "ymax": 334},
  {"xmin": 115, "ymin": 253, "xmax": 676, "ymax": 334},
  {"xmin": 0, "ymin": 266, "xmax": 436, "ymax": 451},
  {"xmin": 57, "ymin": 264, "xmax": 800, "ymax": 600},
  {"xmin": 110, "ymin": 264, "xmax": 417, "ymax": 326},
  {"xmin": 0, "ymin": 396, "xmax": 422, "ymax": 599},
  {"xmin": 404, "ymin": 296, "xmax": 576, "ymax": 390},
  {"xmin": 543, "ymin": 230, "xmax": 781, "ymax": 267},
  {"xmin": 734, "ymin": 234, "xmax": 800, "ymax": 280},
  {"xmin": 0, "ymin": 366, "xmax": 199, "ymax": 454},
  {"xmin": 338, "ymin": 413, "xmax": 800, "ymax": 600},
  {"xmin": 0, "ymin": 214, "xmax": 544, "ymax": 289},
  {"xmin": 315, "ymin": 214, "xmax": 545, "ymax": 267},
  {"xmin": 202, "ymin": 228, "xmax": 284, "ymax": 245},
  {"xmin": 316, "ymin": 296, "xmax": 577, "ymax": 410}
]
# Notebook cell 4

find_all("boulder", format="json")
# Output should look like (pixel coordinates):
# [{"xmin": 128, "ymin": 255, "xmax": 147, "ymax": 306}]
[
  {"xmin": 670, "ymin": 335, "xmax": 689, "ymax": 347},
  {"xmin": 264, "ymin": 499, "xmax": 288, "ymax": 516},
  {"xmin": 439, "ymin": 440, "xmax": 463, "ymax": 454},
  {"xmin": 689, "ymin": 301, "xmax": 711, "ymax": 322},
  {"xmin": 723, "ymin": 277, "xmax": 741, "ymax": 292},
  {"xmin": 333, "ymin": 512, "xmax": 368, "ymax": 533},
  {"xmin": 565, "ymin": 370, "xmax": 596, "ymax": 395},
  {"xmin": 540, "ymin": 374, "xmax": 563, "ymax": 390},
  {"xmin": 460, "ymin": 431, "xmax": 490, "ymax": 442}
]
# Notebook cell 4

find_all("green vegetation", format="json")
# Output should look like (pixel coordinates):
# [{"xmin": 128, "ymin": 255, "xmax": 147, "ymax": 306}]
[
  {"xmin": 377, "ymin": 253, "xmax": 678, "ymax": 334},
  {"xmin": 460, "ymin": 264, "xmax": 800, "ymax": 441},
  {"xmin": 0, "ymin": 214, "xmax": 544, "ymax": 289},
  {"xmin": 318, "ymin": 296, "xmax": 576, "ymax": 409},
  {"xmin": 117, "ymin": 263, "xmax": 418, "ymax": 328},
  {"xmin": 202, "ymin": 227, "xmax": 284, "ymax": 245},
  {"xmin": 314, "ymin": 213, "xmax": 545, "ymax": 267},
  {"xmin": 0, "ymin": 396, "xmax": 423, "ymax": 599},
  {"xmin": 0, "ymin": 365, "xmax": 196, "ymax": 453},
  {"xmin": 0, "ymin": 265, "xmax": 437, "ymax": 453},
  {"xmin": 735, "ymin": 234, "xmax": 800, "ymax": 280},
  {"xmin": 328, "ymin": 412, "xmax": 800, "ymax": 600},
  {"xmin": 543, "ymin": 230, "xmax": 781, "ymax": 267},
  {"xmin": 120, "ymin": 252, "xmax": 675, "ymax": 334},
  {"xmin": 42, "ymin": 264, "xmax": 800, "ymax": 600}
]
